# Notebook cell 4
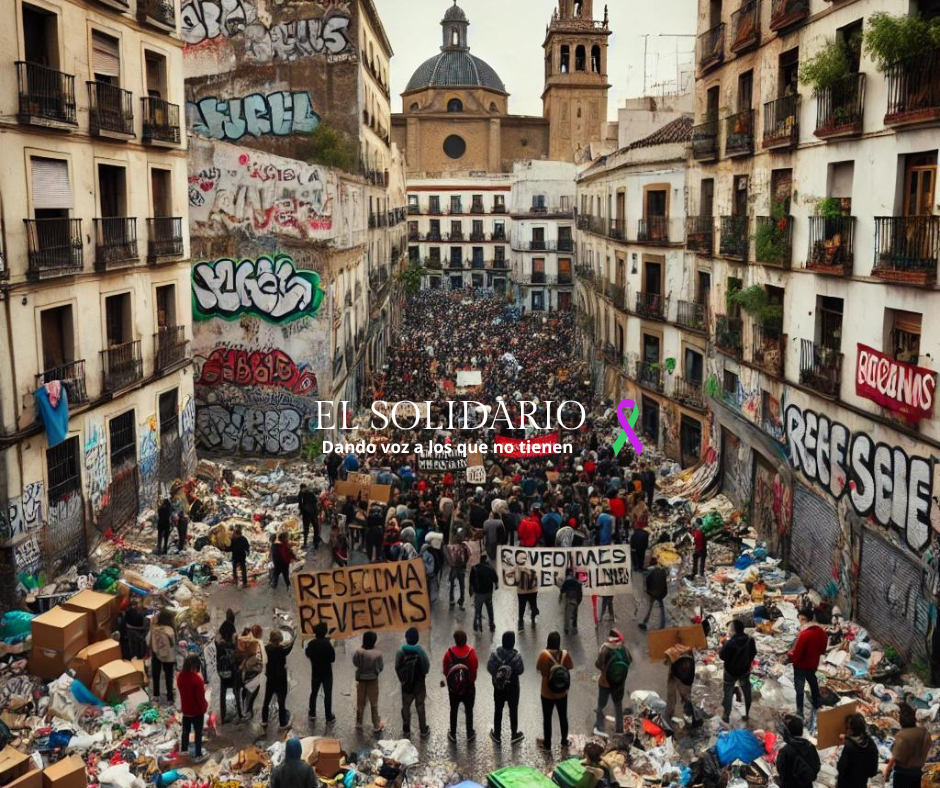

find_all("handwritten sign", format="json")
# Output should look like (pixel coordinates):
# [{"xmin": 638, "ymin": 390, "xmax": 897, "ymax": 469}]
[
  {"xmin": 294, "ymin": 559, "xmax": 431, "ymax": 640},
  {"xmin": 497, "ymin": 546, "xmax": 632, "ymax": 595}
]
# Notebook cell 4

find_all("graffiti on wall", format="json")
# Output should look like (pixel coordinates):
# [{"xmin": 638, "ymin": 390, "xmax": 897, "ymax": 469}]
[
  {"xmin": 139, "ymin": 415, "xmax": 160, "ymax": 509},
  {"xmin": 181, "ymin": 395, "xmax": 197, "ymax": 476},
  {"xmin": 188, "ymin": 91, "xmax": 319, "ymax": 142},
  {"xmin": 192, "ymin": 254, "xmax": 324, "ymax": 323},
  {"xmin": 14, "ymin": 535, "xmax": 42, "ymax": 574},
  {"xmin": 84, "ymin": 421, "xmax": 109, "ymax": 516},
  {"xmin": 3, "ymin": 481, "xmax": 44, "ymax": 543},
  {"xmin": 752, "ymin": 460, "xmax": 791, "ymax": 554},
  {"xmin": 721, "ymin": 428, "xmax": 753, "ymax": 507},
  {"xmin": 196, "ymin": 347, "xmax": 319, "ymax": 395},
  {"xmin": 196, "ymin": 404, "xmax": 302, "ymax": 455},
  {"xmin": 785, "ymin": 404, "xmax": 934, "ymax": 553}
]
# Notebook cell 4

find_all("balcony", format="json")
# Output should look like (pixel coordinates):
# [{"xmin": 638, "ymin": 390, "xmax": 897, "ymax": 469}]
[
  {"xmin": 36, "ymin": 360, "xmax": 88, "ymax": 406},
  {"xmin": 770, "ymin": 0, "xmax": 809, "ymax": 31},
  {"xmin": 719, "ymin": 215, "xmax": 748, "ymax": 260},
  {"xmin": 815, "ymin": 74, "xmax": 865, "ymax": 139},
  {"xmin": 492, "ymin": 204, "xmax": 507, "ymax": 214},
  {"xmin": 763, "ymin": 95, "xmax": 799, "ymax": 149},
  {"xmin": 799, "ymin": 340, "xmax": 842, "ymax": 398},
  {"xmin": 575, "ymin": 265, "xmax": 594, "ymax": 283},
  {"xmin": 754, "ymin": 214, "xmax": 793, "ymax": 268},
  {"xmin": 516, "ymin": 240, "xmax": 557, "ymax": 251},
  {"xmin": 751, "ymin": 324, "xmax": 786, "ymax": 377},
  {"xmin": 638, "ymin": 217, "xmax": 670, "ymax": 245},
  {"xmin": 493, "ymin": 230, "xmax": 507, "ymax": 241},
  {"xmin": 698, "ymin": 23, "xmax": 725, "ymax": 72},
  {"xmin": 101, "ymin": 340, "xmax": 143, "ymax": 392},
  {"xmin": 427, "ymin": 230, "xmax": 442, "ymax": 242},
  {"xmin": 424, "ymin": 257, "xmax": 442, "ymax": 270},
  {"xmin": 873, "ymin": 216, "xmax": 940, "ymax": 285},
  {"xmin": 448, "ymin": 258, "xmax": 463, "ymax": 269},
  {"xmin": 446, "ymin": 232, "xmax": 465, "ymax": 242},
  {"xmin": 470, "ymin": 258, "xmax": 486, "ymax": 270},
  {"xmin": 94, "ymin": 218, "xmax": 138, "ymax": 269},
  {"xmin": 87, "ymin": 82, "xmax": 134, "ymax": 139},
  {"xmin": 154, "ymin": 326, "xmax": 189, "ymax": 373},
  {"xmin": 141, "ymin": 97, "xmax": 180, "ymax": 145},
  {"xmin": 528, "ymin": 271, "xmax": 547, "ymax": 284},
  {"xmin": 635, "ymin": 291, "xmax": 666, "ymax": 321},
  {"xmin": 558, "ymin": 237, "xmax": 574, "ymax": 252},
  {"xmin": 608, "ymin": 282, "xmax": 627, "ymax": 310},
  {"xmin": 147, "ymin": 217, "xmax": 184, "ymax": 262},
  {"xmin": 15, "ymin": 62, "xmax": 77, "ymax": 127},
  {"xmin": 686, "ymin": 216, "xmax": 714, "ymax": 254},
  {"xmin": 470, "ymin": 203, "xmax": 485, "ymax": 215},
  {"xmin": 730, "ymin": 0, "xmax": 760, "ymax": 54},
  {"xmin": 725, "ymin": 110, "xmax": 754, "ymax": 157},
  {"xmin": 470, "ymin": 231, "xmax": 486, "ymax": 242},
  {"xmin": 676, "ymin": 300, "xmax": 708, "ymax": 333},
  {"xmin": 24, "ymin": 218, "xmax": 83, "ymax": 280},
  {"xmin": 429, "ymin": 205, "xmax": 443, "ymax": 216},
  {"xmin": 408, "ymin": 204, "xmax": 422, "ymax": 215},
  {"xmin": 692, "ymin": 119, "xmax": 719, "ymax": 161},
  {"xmin": 884, "ymin": 51, "xmax": 940, "ymax": 127},
  {"xmin": 557, "ymin": 271, "xmax": 573, "ymax": 285},
  {"xmin": 608, "ymin": 219, "xmax": 626, "ymax": 241},
  {"xmin": 637, "ymin": 361, "xmax": 665, "ymax": 393},
  {"xmin": 806, "ymin": 216, "xmax": 854, "ymax": 275},
  {"xmin": 137, "ymin": 0, "xmax": 176, "ymax": 31},
  {"xmin": 715, "ymin": 315, "xmax": 744, "ymax": 357},
  {"xmin": 408, "ymin": 230, "xmax": 420, "ymax": 241},
  {"xmin": 673, "ymin": 376, "xmax": 706, "ymax": 410},
  {"xmin": 601, "ymin": 344, "xmax": 619, "ymax": 364}
]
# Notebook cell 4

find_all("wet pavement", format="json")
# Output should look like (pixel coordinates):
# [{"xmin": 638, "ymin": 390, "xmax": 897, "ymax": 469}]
[{"xmin": 205, "ymin": 546, "xmax": 672, "ymax": 778}]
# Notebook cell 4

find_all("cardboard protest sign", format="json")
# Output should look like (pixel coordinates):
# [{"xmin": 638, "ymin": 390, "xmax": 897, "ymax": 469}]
[
  {"xmin": 816, "ymin": 702, "xmax": 858, "ymax": 750},
  {"xmin": 333, "ymin": 479, "xmax": 391, "ymax": 504},
  {"xmin": 647, "ymin": 624, "xmax": 708, "ymax": 659},
  {"xmin": 294, "ymin": 559, "xmax": 431, "ymax": 640},
  {"xmin": 418, "ymin": 454, "xmax": 468, "ymax": 472},
  {"xmin": 456, "ymin": 370, "xmax": 483, "ymax": 389},
  {"xmin": 497, "ymin": 546, "xmax": 632, "ymax": 595}
]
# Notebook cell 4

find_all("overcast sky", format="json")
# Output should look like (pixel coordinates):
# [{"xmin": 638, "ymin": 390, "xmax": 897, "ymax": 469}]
[{"xmin": 373, "ymin": 0, "xmax": 697, "ymax": 120}]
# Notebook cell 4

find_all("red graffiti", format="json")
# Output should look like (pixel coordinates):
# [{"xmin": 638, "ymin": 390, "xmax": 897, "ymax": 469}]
[{"xmin": 197, "ymin": 348, "xmax": 318, "ymax": 396}]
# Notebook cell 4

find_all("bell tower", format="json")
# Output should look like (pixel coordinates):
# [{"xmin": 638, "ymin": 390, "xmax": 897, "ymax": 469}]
[{"xmin": 542, "ymin": 1, "xmax": 611, "ymax": 162}]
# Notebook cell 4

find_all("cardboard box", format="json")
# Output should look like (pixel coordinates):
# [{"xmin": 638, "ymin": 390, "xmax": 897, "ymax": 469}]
[
  {"xmin": 67, "ymin": 639, "xmax": 122, "ymax": 687},
  {"xmin": 92, "ymin": 660, "xmax": 144, "ymax": 703},
  {"xmin": 310, "ymin": 739, "xmax": 343, "ymax": 778},
  {"xmin": 7, "ymin": 768, "xmax": 42, "ymax": 788},
  {"xmin": 62, "ymin": 590, "xmax": 116, "ymax": 642},
  {"xmin": 647, "ymin": 624, "xmax": 708, "ymax": 660},
  {"xmin": 0, "ymin": 746, "xmax": 41, "ymax": 788},
  {"xmin": 29, "ymin": 608, "xmax": 88, "ymax": 680},
  {"xmin": 41, "ymin": 755, "xmax": 86, "ymax": 788}
]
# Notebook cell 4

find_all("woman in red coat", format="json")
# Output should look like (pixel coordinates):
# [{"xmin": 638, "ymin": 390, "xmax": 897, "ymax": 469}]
[{"xmin": 176, "ymin": 655, "xmax": 208, "ymax": 762}]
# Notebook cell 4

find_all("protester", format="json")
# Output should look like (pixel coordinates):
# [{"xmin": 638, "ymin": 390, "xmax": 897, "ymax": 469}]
[
  {"xmin": 884, "ymin": 703, "xmax": 932, "ymax": 788},
  {"xmin": 594, "ymin": 629, "xmax": 631, "ymax": 737},
  {"xmin": 272, "ymin": 532, "xmax": 297, "ymax": 589},
  {"xmin": 663, "ymin": 643, "xmax": 699, "ymax": 731},
  {"xmin": 177, "ymin": 654, "xmax": 208, "ymax": 763},
  {"xmin": 488, "ymin": 631, "xmax": 525, "ymax": 745},
  {"xmin": 517, "ymin": 568, "xmax": 540, "ymax": 631},
  {"xmin": 690, "ymin": 518, "xmax": 707, "ymax": 578},
  {"xmin": 270, "ymin": 737, "xmax": 319, "ymax": 788},
  {"xmin": 837, "ymin": 713, "xmax": 879, "ymax": 788},
  {"xmin": 353, "ymin": 631, "xmax": 385, "ymax": 732},
  {"xmin": 298, "ymin": 483, "xmax": 319, "ymax": 550},
  {"xmin": 777, "ymin": 715, "xmax": 821, "ymax": 788},
  {"xmin": 719, "ymin": 619, "xmax": 757, "ymax": 723},
  {"xmin": 536, "ymin": 631, "xmax": 573, "ymax": 751},
  {"xmin": 446, "ymin": 533, "xmax": 469, "ymax": 609},
  {"xmin": 518, "ymin": 506, "xmax": 543, "ymax": 547},
  {"xmin": 261, "ymin": 628, "xmax": 295, "ymax": 730},
  {"xmin": 629, "ymin": 521, "xmax": 649, "ymax": 576},
  {"xmin": 156, "ymin": 498, "xmax": 173, "ymax": 554},
  {"xmin": 173, "ymin": 494, "xmax": 189, "ymax": 551},
  {"xmin": 396, "ymin": 628, "xmax": 431, "ymax": 738},
  {"xmin": 443, "ymin": 630, "xmax": 478, "ymax": 743},
  {"xmin": 469, "ymin": 553, "xmax": 499, "ymax": 634},
  {"xmin": 640, "ymin": 462, "xmax": 656, "ymax": 508},
  {"xmin": 148, "ymin": 609, "xmax": 176, "ymax": 705},
  {"xmin": 788, "ymin": 608, "xmax": 828, "ymax": 723},
  {"xmin": 559, "ymin": 568, "xmax": 583, "ymax": 635},
  {"xmin": 216, "ymin": 618, "xmax": 244, "ymax": 724},
  {"xmin": 305, "ymin": 622, "xmax": 336, "ymax": 724},
  {"xmin": 483, "ymin": 507, "xmax": 506, "ymax": 560},
  {"xmin": 120, "ymin": 596, "xmax": 148, "ymax": 661},
  {"xmin": 230, "ymin": 525, "xmax": 250, "ymax": 588},
  {"xmin": 638, "ymin": 556, "xmax": 668, "ymax": 630}
]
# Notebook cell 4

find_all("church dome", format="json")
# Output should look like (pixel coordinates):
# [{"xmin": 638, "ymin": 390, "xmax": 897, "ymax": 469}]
[{"xmin": 443, "ymin": 2, "xmax": 467, "ymax": 21}]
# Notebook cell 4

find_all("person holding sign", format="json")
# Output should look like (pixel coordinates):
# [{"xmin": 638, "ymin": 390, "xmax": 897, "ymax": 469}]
[
  {"xmin": 353, "ymin": 631, "xmax": 386, "ymax": 733},
  {"xmin": 536, "ymin": 631, "xmax": 574, "ymax": 752},
  {"xmin": 593, "ymin": 629, "xmax": 631, "ymax": 737},
  {"xmin": 443, "ymin": 630, "xmax": 478, "ymax": 743}
]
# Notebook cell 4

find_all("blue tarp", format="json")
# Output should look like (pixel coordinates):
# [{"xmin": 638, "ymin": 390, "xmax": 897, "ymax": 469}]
[{"xmin": 34, "ymin": 386, "xmax": 69, "ymax": 447}]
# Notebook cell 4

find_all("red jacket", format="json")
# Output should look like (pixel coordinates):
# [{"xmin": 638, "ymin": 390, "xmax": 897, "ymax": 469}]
[
  {"xmin": 692, "ymin": 528, "xmax": 706, "ymax": 554},
  {"xmin": 518, "ymin": 516, "xmax": 542, "ymax": 547},
  {"xmin": 443, "ymin": 644, "xmax": 478, "ymax": 683},
  {"xmin": 608, "ymin": 498, "xmax": 626, "ymax": 519},
  {"xmin": 276, "ymin": 541, "xmax": 296, "ymax": 566},
  {"xmin": 788, "ymin": 624, "xmax": 828, "ymax": 670},
  {"xmin": 177, "ymin": 669, "xmax": 208, "ymax": 717}
]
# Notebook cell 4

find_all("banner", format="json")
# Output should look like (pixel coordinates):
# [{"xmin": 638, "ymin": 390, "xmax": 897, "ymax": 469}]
[
  {"xmin": 294, "ymin": 559, "xmax": 431, "ymax": 639},
  {"xmin": 855, "ymin": 344, "xmax": 935, "ymax": 422},
  {"xmin": 418, "ymin": 454, "xmax": 467, "ymax": 472},
  {"xmin": 497, "ymin": 546, "xmax": 632, "ymax": 594},
  {"xmin": 456, "ymin": 370, "xmax": 483, "ymax": 389},
  {"xmin": 493, "ymin": 433, "xmax": 561, "ymax": 458}
]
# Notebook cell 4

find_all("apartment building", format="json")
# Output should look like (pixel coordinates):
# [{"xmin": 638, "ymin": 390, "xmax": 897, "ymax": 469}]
[
  {"xmin": 575, "ymin": 118, "xmax": 705, "ymax": 465},
  {"xmin": 0, "ymin": 0, "xmax": 193, "ymax": 602},
  {"xmin": 689, "ymin": 0, "xmax": 940, "ymax": 661}
]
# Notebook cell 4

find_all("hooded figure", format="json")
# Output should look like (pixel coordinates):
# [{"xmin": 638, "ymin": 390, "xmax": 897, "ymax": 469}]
[
  {"xmin": 837, "ymin": 713, "xmax": 879, "ymax": 788},
  {"xmin": 270, "ymin": 737, "xmax": 319, "ymax": 788},
  {"xmin": 487, "ymin": 630, "xmax": 526, "ymax": 744},
  {"xmin": 420, "ymin": 532, "xmax": 444, "ymax": 603},
  {"xmin": 777, "ymin": 716, "xmax": 821, "ymax": 788},
  {"xmin": 399, "ymin": 526, "xmax": 418, "ymax": 561}
]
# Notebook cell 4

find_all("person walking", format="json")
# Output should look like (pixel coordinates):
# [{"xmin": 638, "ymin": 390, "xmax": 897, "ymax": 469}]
[
  {"xmin": 788, "ymin": 608, "xmax": 828, "ymax": 725},
  {"xmin": 443, "ymin": 630, "xmax": 478, "ymax": 743},
  {"xmin": 559, "ymin": 568, "xmax": 583, "ymax": 635},
  {"xmin": 325, "ymin": 452, "xmax": 341, "ymax": 488},
  {"xmin": 298, "ymin": 484, "xmax": 319, "ymax": 550},
  {"xmin": 395, "ymin": 628, "xmax": 431, "ymax": 738},
  {"xmin": 487, "ymin": 631, "xmax": 525, "ymax": 745},
  {"xmin": 365, "ymin": 505, "xmax": 385, "ymax": 563},
  {"xmin": 469, "ymin": 554, "xmax": 499, "ymax": 634},
  {"xmin": 216, "ymin": 620, "xmax": 244, "ymax": 723},
  {"xmin": 148, "ymin": 609, "xmax": 176, "ymax": 705},
  {"xmin": 272, "ymin": 532, "xmax": 296, "ymax": 589},
  {"xmin": 305, "ymin": 622, "xmax": 336, "ymax": 724},
  {"xmin": 261, "ymin": 628, "xmax": 296, "ymax": 731},
  {"xmin": 630, "ymin": 524, "xmax": 649, "ymax": 576},
  {"xmin": 836, "ymin": 713, "xmax": 879, "ymax": 788},
  {"xmin": 884, "ymin": 703, "xmax": 932, "ymax": 788},
  {"xmin": 483, "ymin": 509, "xmax": 506, "ymax": 561},
  {"xmin": 690, "ymin": 519, "xmax": 707, "ymax": 578},
  {"xmin": 173, "ymin": 495, "xmax": 189, "ymax": 552},
  {"xmin": 177, "ymin": 655, "xmax": 209, "ymax": 763},
  {"xmin": 446, "ymin": 536, "xmax": 469, "ymax": 609},
  {"xmin": 638, "ymin": 557, "xmax": 667, "ymax": 631},
  {"xmin": 663, "ymin": 644, "xmax": 699, "ymax": 731},
  {"xmin": 536, "ymin": 631, "xmax": 573, "ymax": 751},
  {"xmin": 270, "ymin": 738, "xmax": 319, "ymax": 788},
  {"xmin": 777, "ymin": 715, "xmax": 821, "ymax": 788},
  {"xmin": 516, "ymin": 568, "xmax": 540, "ymax": 631},
  {"xmin": 156, "ymin": 498, "xmax": 173, "ymax": 554},
  {"xmin": 353, "ymin": 631, "xmax": 385, "ymax": 733},
  {"xmin": 640, "ymin": 462, "xmax": 656, "ymax": 509},
  {"xmin": 593, "ymin": 629, "xmax": 631, "ymax": 737},
  {"xmin": 230, "ymin": 526, "xmax": 250, "ymax": 588},
  {"xmin": 719, "ymin": 619, "xmax": 757, "ymax": 723},
  {"xmin": 518, "ymin": 505, "xmax": 543, "ymax": 547}
]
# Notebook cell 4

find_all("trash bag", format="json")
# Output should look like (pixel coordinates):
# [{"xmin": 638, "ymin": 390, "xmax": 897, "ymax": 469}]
[
  {"xmin": 715, "ymin": 729, "xmax": 764, "ymax": 766},
  {"xmin": 0, "ymin": 611, "xmax": 35, "ymax": 640},
  {"xmin": 688, "ymin": 752, "xmax": 723, "ymax": 788}
]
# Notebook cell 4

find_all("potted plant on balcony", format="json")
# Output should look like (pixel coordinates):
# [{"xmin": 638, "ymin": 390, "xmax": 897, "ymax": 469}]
[
  {"xmin": 754, "ymin": 201, "xmax": 791, "ymax": 265},
  {"xmin": 864, "ymin": 12, "xmax": 940, "ymax": 71},
  {"xmin": 810, "ymin": 198, "xmax": 851, "ymax": 268}
]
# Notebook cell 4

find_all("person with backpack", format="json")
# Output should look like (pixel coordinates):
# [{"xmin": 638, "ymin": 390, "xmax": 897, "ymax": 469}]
[
  {"xmin": 559, "ymin": 568, "xmax": 583, "ymax": 636},
  {"xmin": 353, "ymin": 631, "xmax": 385, "ymax": 732},
  {"xmin": 487, "ymin": 631, "xmax": 525, "ymax": 745},
  {"xmin": 395, "ymin": 628, "xmax": 431, "ymax": 738},
  {"xmin": 420, "ymin": 532, "xmax": 445, "ymax": 604},
  {"xmin": 777, "ymin": 715, "xmax": 821, "ymax": 788},
  {"xmin": 663, "ymin": 643, "xmax": 699, "ymax": 731},
  {"xmin": 630, "ymin": 523, "xmax": 649, "ymax": 576},
  {"xmin": 261, "ymin": 628, "xmax": 296, "ymax": 731},
  {"xmin": 443, "ymin": 630, "xmax": 478, "ymax": 743},
  {"xmin": 836, "ymin": 713, "xmax": 879, "ymax": 788},
  {"xmin": 517, "ymin": 568, "xmax": 540, "ymax": 631},
  {"xmin": 469, "ymin": 554, "xmax": 499, "ymax": 634},
  {"xmin": 593, "ymin": 629, "xmax": 631, "ymax": 737},
  {"xmin": 216, "ymin": 617, "xmax": 244, "ymax": 724},
  {"xmin": 536, "ymin": 631, "xmax": 574, "ymax": 751},
  {"xmin": 719, "ymin": 619, "xmax": 757, "ymax": 723},
  {"xmin": 305, "ymin": 622, "xmax": 336, "ymax": 724},
  {"xmin": 788, "ymin": 607, "xmax": 828, "ymax": 725},
  {"xmin": 366, "ymin": 505, "xmax": 385, "ymax": 563},
  {"xmin": 638, "ymin": 556, "xmax": 668, "ymax": 631},
  {"xmin": 148, "ymin": 608, "xmax": 176, "ymax": 705},
  {"xmin": 446, "ymin": 534, "xmax": 469, "ymax": 610}
]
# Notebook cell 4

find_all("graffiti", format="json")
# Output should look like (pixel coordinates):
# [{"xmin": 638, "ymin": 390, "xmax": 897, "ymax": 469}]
[
  {"xmin": 84, "ymin": 422, "xmax": 109, "ymax": 515},
  {"xmin": 762, "ymin": 389, "xmax": 785, "ymax": 443},
  {"xmin": 188, "ymin": 91, "xmax": 319, "ymax": 142},
  {"xmin": 180, "ymin": 0, "xmax": 250, "ymax": 44},
  {"xmin": 4, "ymin": 481, "xmax": 45, "ymax": 542},
  {"xmin": 181, "ymin": 395, "xmax": 197, "ymax": 476},
  {"xmin": 192, "ymin": 254, "xmax": 324, "ymax": 323},
  {"xmin": 196, "ymin": 404, "xmax": 303, "ymax": 455},
  {"xmin": 139, "ymin": 416, "xmax": 160, "ymax": 509},
  {"xmin": 196, "ymin": 347, "xmax": 318, "ymax": 395},
  {"xmin": 753, "ymin": 461, "xmax": 790, "ymax": 555},
  {"xmin": 14, "ymin": 534, "xmax": 42, "ymax": 574},
  {"xmin": 46, "ymin": 492, "xmax": 85, "ymax": 569},
  {"xmin": 721, "ymin": 428, "xmax": 752, "ymax": 506},
  {"xmin": 188, "ymin": 167, "xmax": 220, "ymax": 207},
  {"xmin": 785, "ymin": 404, "xmax": 934, "ymax": 552}
]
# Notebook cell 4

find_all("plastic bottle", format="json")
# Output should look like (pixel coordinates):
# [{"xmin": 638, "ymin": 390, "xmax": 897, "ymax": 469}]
[{"xmin": 154, "ymin": 770, "xmax": 180, "ymax": 787}]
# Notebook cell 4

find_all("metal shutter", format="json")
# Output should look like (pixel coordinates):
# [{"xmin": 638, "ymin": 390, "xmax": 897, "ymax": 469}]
[
  {"xmin": 31, "ymin": 158, "xmax": 73, "ymax": 210},
  {"xmin": 91, "ymin": 33, "xmax": 120, "ymax": 78},
  {"xmin": 789, "ymin": 484, "xmax": 839, "ymax": 595}
]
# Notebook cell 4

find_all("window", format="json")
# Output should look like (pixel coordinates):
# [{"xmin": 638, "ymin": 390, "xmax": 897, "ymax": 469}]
[
  {"xmin": 159, "ymin": 388, "xmax": 179, "ymax": 442},
  {"xmin": 680, "ymin": 416, "xmax": 702, "ymax": 466},
  {"xmin": 706, "ymin": 85, "xmax": 720, "ymax": 121},
  {"xmin": 450, "ymin": 196, "xmax": 462, "ymax": 213},
  {"xmin": 493, "ymin": 195, "xmax": 505, "ymax": 212},
  {"xmin": 837, "ymin": 20, "xmax": 863, "ymax": 71},
  {"xmin": 429, "ymin": 196, "xmax": 441, "ymax": 214},
  {"xmin": 737, "ymin": 70, "xmax": 753, "ymax": 111},
  {"xmin": 560, "ymin": 45, "xmax": 570, "ymax": 73},
  {"xmin": 98, "ymin": 164, "xmax": 127, "ymax": 219},
  {"xmin": 532, "ymin": 194, "xmax": 547, "ymax": 212},
  {"xmin": 709, "ymin": 0, "xmax": 722, "ymax": 27},
  {"xmin": 408, "ymin": 195, "xmax": 419, "ymax": 209},
  {"xmin": 156, "ymin": 284, "xmax": 176, "ymax": 328},
  {"xmin": 23, "ymin": 3, "xmax": 59, "ymax": 69},
  {"xmin": 109, "ymin": 410, "xmax": 137, "ymax": 474},
  {"xmin": 642, "ymin": 333, "xmax": 661, "ymax": 365},
  {"xmin": 903, "ymin": 152, "xmax": 937, "ymax": 217},
  {"xmin": 697, "ymin": 270, "xmax": 712, "ymax": 307},
  {"xmin": 428, "ymin": 247, "xmax": 441, "ymax": 263},
  {"xmin": 471, "ymin": 194, "xmax": 483, "ymax": 212},
  {"xmin": 31, "ymin": 157, "xmax": 72, "ymax": 220},
  {"xmin": 443, "ymin": 135, "xmax": 466, "ymax": 159},
  {"xmin": 447, "ymin": 98, "xmax": 463, "ymax": 113},
  {"xmin": 641, "ymin": 397, "xmax": 660, "ymax": 442},
  {"xmin": 532, "ymin": 258, "xmax": 545, "ymax": 283},
  {"xmin": 494, "ymin": 247, "xmax": 506, "ymax": 264},
  {"xmin": 450, "ymin": 220, "xmax": 462, "ymax": 238},
  {"xmin": 591, "ymin": 45, "xmax": 602, "ymax": 73},
  {"xmin": 887, "ymin": 310, "xmax": 922, "ymax": 364},
  {"xmin": 575, "ymin": 45, "xmax": 586, "ymax": 71},
  {"xmin": 700, "ymin": 178, "xmax": 715, "ymax": 216},
  {"xmin": 684, "ymin": 347, "xmax": 704, "ymax": 383},
  {"xmin": 779, "ymin": 47, "xmax": 799, "ymax": 96},
  {"xmin": 573, "ymin": 0, "xmax": 584, "ymax": 16},
  {"xmin": 472, "ymin": 219, "xmax": 483, "ymax": 238},
  {"xmin": 105, "ymin": 293, "xmax": 131, "ymax": 347},
  {"xmin": 723, "ymin": 368, "xmax": 739, "ymax": 396},
  {"xmin": 645, "ymin": 188, "xmax": 667, "ymax": 219},
  {"xmin": 489, "ymin": 102, "xmax": 498, "ymax": 113},
  {"xmin": 429, "ymin": 219, "xmax": 441, "ymax": 238},
  {"xmin": 616, "ymin": 324, "xmax": 625, "ymax": 358},
  {"xmin": 493, "ymin": 220, "xmax": 506, "ymax": 239},
  {"xmin": 450, "ymin": 247, "xmax": 462, "ymax": 265},
  {"xmin": 410, "ymin": 101, "xmax": 420, "ymax": 111},
  {"xmin": 531, "ymin": 227, "xmax": 546, "ymax": 249},
  {"xmin": 643, "ymin": 260, "xmax": 663, "ymax": 295},
  {"xmin": 151, "ymin": 169, "xmax": 171, "ymax": 217},
  {"xmin": 559, "ymin": 258, "xmax": 572, "ymax": 283},
  {"xmin": 91, "ymin": 30, "xmax": 120, "ymax": 85},
  {"xmin": 532, "ymin": 291, "xmax": 545, "ymax": 311},
  {"xmin": 733, "ymin": 175, "xmax": 748, "ymax": 216},
  {"xmin": 472, "ymin": 247, "xmax": 484, "ymax": 266},
  {"xmin": 818, "ymin": 296, "xmax": 843, "ymax": 350},
  {"xmin": 40, "ymin": 305, "xmax": 74, "ymax": 371},
  {"xmin": 408, "ymin": 220, "xmax": 419, "ymax": 238},
  {"xmin": 409, "ymin": 246, "xmax": 419, "ymax": 263},
  {"xmin": 827, "ymin": 161, "xmax": 854, "ymax": 207}
]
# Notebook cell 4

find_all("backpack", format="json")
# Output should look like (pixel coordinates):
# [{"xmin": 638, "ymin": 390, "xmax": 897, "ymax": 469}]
[
  {"xmin": 396, "ymin": 651, "xmax": 423, "ymax": 694},
  {"xmin": 446, "ymin": 649, "xmax": 472, "ymax": 697},
  {"xmin": 604, "ymin": 645, "xmax": 630, "ymax": 687},
  {"xmin": 493, "ymin": 655, "xmax": 514, "ymax": 692},
  {"xmin": 216, "ymin": 641, "xmax": 237, "ymax": 680},
  {"xmin": 445, "ymin": 542, "xmax": 469, "ymax": 568},
  {"xmin": 547, "ymin": 651, "xmax": 571, "ymax": 693}
]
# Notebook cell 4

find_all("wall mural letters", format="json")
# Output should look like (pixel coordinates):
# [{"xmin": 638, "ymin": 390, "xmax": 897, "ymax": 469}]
[
  {"xmin": 84, "ymin": 422, "xmax": 109, "ymax": 516},
  {"xmin": 196, "ymin": 404, "xmax": 302, "ymax": 455},
  {"xmin": 196, "ymin": 347, "xmax": 318, "ymax": 395},
  {"xmin": 188, "ymin": 91, "xmax": 319, "ymax": 142}
]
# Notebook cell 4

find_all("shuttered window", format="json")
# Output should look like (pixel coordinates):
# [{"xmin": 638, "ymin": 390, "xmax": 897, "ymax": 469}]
[
  {"xmin": 31, "ymin": 157, "xmax": 73, "ymax": 210},
  {"xmin": 91, "ymin": 32, "xmax": 120, "ymax": 79}
]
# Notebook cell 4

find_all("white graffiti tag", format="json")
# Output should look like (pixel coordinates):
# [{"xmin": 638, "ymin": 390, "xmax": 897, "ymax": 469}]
[{"xmin": 196, "ymin": 404, "xmax": 302, "ymax": 455}]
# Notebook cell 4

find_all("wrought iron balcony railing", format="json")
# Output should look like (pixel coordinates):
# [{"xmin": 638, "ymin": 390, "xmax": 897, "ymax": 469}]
[
  {"xmin": 814, "ymin": 73, "xmax": 865, "ymax": 139},
  {"xmin": 101, "ymin": 340, "xmax": 143, "ymax": 391},
  {"xmin": 799, "ymin": 339, "xmax": 842, "ymax": 397},
  {"xmin": 24, "ymin": 218, "xmax": 83, "ymax": 278},
  {"xmin": 87, "ymin": 82, "xmax": 134, "ymax": 137},
  {"xmin": 94, "ymin": 217, "xmax": 138, "ymax": 268},
  {"xmin": 806, "ymin": 216, "xmax": 854, "ymax": 274},
  {"xmin": 16, "ymin": 62, "xmax": 77, "ymax": 126},
  {"xmin": 36, "ymin": 360, "xmax": 88, "ymax": 406}
]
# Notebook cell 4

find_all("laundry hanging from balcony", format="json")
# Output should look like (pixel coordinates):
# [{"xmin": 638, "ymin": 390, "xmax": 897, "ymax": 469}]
[{"xmin": 34, "ymin": 381, "xmax": 70, "ymax": 448}]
